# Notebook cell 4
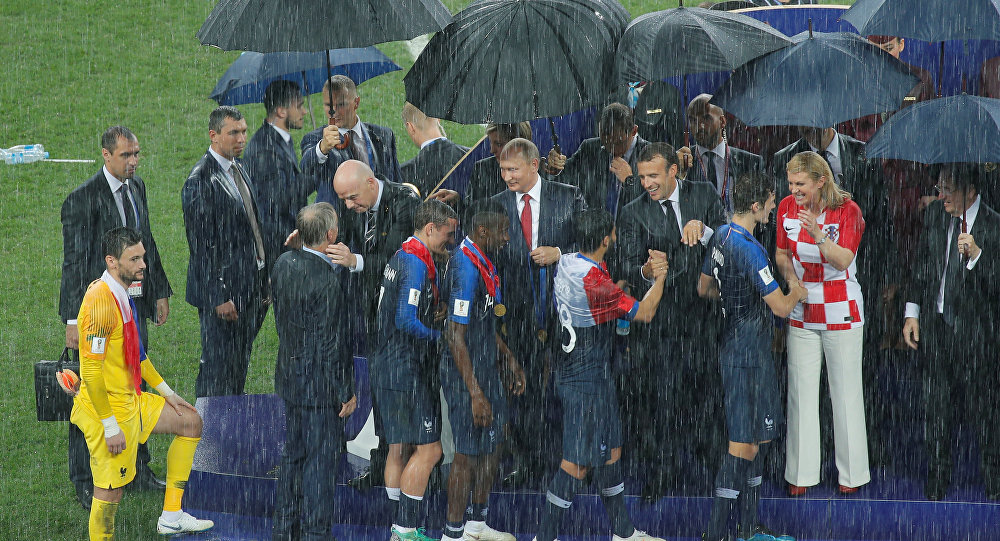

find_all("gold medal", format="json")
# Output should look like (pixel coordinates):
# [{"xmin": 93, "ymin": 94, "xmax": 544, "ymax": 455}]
[
  {"xmin": 494, "ymin": 303, "xmax": 507, "ymax": 317},
  {"xmin": 537, "ymin": 329, "xmax": 548, "ymax": 342}
]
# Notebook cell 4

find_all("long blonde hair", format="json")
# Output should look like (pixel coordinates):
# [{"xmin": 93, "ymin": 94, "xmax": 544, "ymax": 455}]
[{"xmin": 786, "ymin": 151, "xmax": 851, "ymax": 210}]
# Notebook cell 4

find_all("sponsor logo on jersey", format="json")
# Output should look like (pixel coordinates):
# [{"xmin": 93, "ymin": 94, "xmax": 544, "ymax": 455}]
[
  {"xmin": 758, "ymin": 267, "xmax": 774, "ymax": 285},
  {"xmin": 454, "ymin": 299, "xmax": 470, "ymax": 317}
]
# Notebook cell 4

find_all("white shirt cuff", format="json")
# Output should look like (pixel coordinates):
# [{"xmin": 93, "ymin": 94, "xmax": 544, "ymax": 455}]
[
  {"xmin": 67, "ymin": 319, "xmax": 78, "ymax": 326},
  {"xmin": 967, "ymin": 248, "xmax": 983, "ymax": 269},
  {"xmin": 904, "ymin": 302, "xmax": 920, "ymax": 320},
  {"xmin": 314, "ymin": 143, "xmax": 327, "ymax": 163},
  {"xmin": 701, "ymin": 225, "xmax": 714, "ymax": 245},
  {"xmin": 351, "ymin": 254, "xmax": 364, "ymax": 273}
]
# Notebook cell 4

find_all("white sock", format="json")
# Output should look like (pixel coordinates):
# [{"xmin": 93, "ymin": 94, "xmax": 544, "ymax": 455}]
[
  {"xmin": 386, "ymin": 486, "xmax": 401, "ymax": 501},
  {"xmin": 394, "ymin": 526, "xmax": 416, "ymax": 533},
  {"xmin": 159, "ymin": 509, "xmax": 183, "ymax": 522}
]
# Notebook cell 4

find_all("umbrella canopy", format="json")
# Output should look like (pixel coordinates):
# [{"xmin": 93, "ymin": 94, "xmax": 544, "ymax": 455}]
[
  {"xmin": 712, "ymin": 31, "xmax": 921, "ymax": 128},
  {"xmin": 617, "ymin": 7, "xmax": 792, "ymax": 84},
  {"xmin": 209, "ymin": 47, "xmax": 401, "ymax": 106},
  {"xmin": 196, "ymin": 0, "xmax": 452, "ymax": 53},
  {"xmin": 404, "ymin": 0, "xmax": 631, "ymax": 124},
  {"xmin": 867, "ymin": 94, "xmax": 1000, "ymax": 163},
  {"xmin": 841, "ymin": 0, "xmax": 1000, "ymax": 42}
]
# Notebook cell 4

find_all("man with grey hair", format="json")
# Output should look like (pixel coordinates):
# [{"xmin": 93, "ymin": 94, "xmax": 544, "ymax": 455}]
[
  {"xmin": 301, "ymin": 74, "xmax": 402, "ymax": 204},
  {"xmin": 272, "ymin": 202, "xmax": 358, "ymax": 540},
  {"xmin": 182, "ymin": 105, "xmax": 268, "ymax": 397}
]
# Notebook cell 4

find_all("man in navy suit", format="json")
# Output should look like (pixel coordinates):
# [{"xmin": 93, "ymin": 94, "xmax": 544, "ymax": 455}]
[
  {"xmin": 400, "ymin": 102, "xmax": 470, "ymax": 200},
  {"xmin": 182, "ymin": 106, "xmax": 268, "ymax": 397},
  {"xmin": 491, "ymin": 138, "xmax": 586, "ymax": 487},
  {"xmin": 244, "ymin": 81, "xmax": 312, "ymax": 276},
  {"xmin": 300, "ymin": 75, "xmax": 402, "ymax": 204}
]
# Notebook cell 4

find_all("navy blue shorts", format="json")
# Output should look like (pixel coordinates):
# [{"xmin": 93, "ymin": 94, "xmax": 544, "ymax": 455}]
[
  {"xmin": 374, "ymin": 384, "xmax": 441, "ymax": 446},
  {"xmin": 720, "ymin": 328, "xmax": 783, "ymax": 443},
  {"xmin": 555, "ymin": 374, "xmax": 621, "ymax": 467},
  {"xmin": 442, "ymin": 377, "xmax": 507, "ymax": 456}
]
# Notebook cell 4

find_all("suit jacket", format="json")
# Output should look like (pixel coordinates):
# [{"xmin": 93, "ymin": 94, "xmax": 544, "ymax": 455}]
[
  {"xmin": 465, "ymin": 156, "xmax": 506, "ymax": 206},
  {"xmin": 272, "ymin": 249, "xmax": 355, "ymax": 407},
  {"xmin": 300, "ymin": 121, "xmax": 402, "ymax": 204},
  {"xmin": 906, "ymin": 199, "xmax": 1000, "ymax": 345},
  {"xmin": 181, "ymin": 151, "xmax": 265, "ymax": 313},
  {"xmin": 339, "ymin": 180, "xmax": 420, "ymax": 332},
  {"xmin": 772, "ymin": 134, "xmax": 894, "ymax": 294},
  {"xmin": 401, "ymin": 138, "xmax": 471, "ymax": 198},
  {"xmin": 244, "ymin": 122, "xmax": 312, "ymax": 273},
  {"xmin": 491, "ymin": 180, "xmax": 585, "ymax": 340},
  {"xmin": 558, "ymin": 135, "xmax": 650, "ymax": 215},
  {"xmin": 60, "ymin": 171, "xmax": 171, "ymax": 323},
  {"xmin": 615, "ymin": 180, "xmax": 726, "ymax": 337},
  {"xmin": 686, "ymin": 144, "xmax": 764, "ymax": 204}
]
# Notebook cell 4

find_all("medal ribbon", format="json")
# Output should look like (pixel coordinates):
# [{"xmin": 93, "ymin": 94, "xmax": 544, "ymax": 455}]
[
  {"xmin": 401, "ymin": 236, "xmax": 439, "ymax": 304},
  {"xmin": 462, "ymin": 239, "xmax": 501, "ymax": 304}
]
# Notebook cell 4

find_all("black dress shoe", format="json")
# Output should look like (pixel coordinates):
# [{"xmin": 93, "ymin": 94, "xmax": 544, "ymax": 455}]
[
  {"xmin": 129, "ymin": 467, "xmax": 166, "ymax": 491},
  {"xmin": 75, "ymin": 483, "xmax": 93, "ymax": 511}
]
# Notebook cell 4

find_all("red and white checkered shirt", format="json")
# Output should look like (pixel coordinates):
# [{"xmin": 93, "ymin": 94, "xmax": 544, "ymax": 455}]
[{"xmin": 776, "ymin": 196, "xmax": 866, "ymax": 331}]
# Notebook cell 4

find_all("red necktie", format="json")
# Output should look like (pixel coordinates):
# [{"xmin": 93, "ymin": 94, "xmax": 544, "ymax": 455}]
[{"xmin": 520, "ymin": 193, "xmax": 533, "ymax": 249}]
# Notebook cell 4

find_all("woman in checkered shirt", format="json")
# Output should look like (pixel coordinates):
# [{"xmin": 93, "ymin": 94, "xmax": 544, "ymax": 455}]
[{"xmin": 775, "ymin": 151, "xmax": 870, "ymax": 497}]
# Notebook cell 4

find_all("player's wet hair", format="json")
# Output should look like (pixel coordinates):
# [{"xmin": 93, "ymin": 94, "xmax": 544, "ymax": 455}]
[
  {"xmin": 732, "ymin": 171, "xmax": 775, "ymax": 215},
  {"xmin": 413, "ymin": 199, "xmax": 458, "ymax": 232},
  {"xmin": 102, "ymin": 227, "xmax": 142, "ymax": 259},
  {"xmin": 574, "ymin": 209, "xmax": 614, "ymax": 252},
  {"xmin": 464, "ymin": 200, "xmax": 506, "ymax": 233}
]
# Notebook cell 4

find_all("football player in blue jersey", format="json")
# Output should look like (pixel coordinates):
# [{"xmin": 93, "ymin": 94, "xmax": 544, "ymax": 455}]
[
  {"xmin": 441, "ymin": 201, "xmax": 523, "ymax": 541},
  {"xmin": 697, "ymin": 172, "xmax": 807, "ymax": 541},
  {"xmin": 371, "ymin": 200, "xmax": 458, "ymax": 541},
  {"xmin": 532, "ymin": 209, "xmax": 668, "ymax": 541}
]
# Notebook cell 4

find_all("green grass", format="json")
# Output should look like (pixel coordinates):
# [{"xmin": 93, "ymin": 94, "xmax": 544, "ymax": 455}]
[{"xmin": 0, "ymin": 0, "xmax": 850, "ymax": 538}]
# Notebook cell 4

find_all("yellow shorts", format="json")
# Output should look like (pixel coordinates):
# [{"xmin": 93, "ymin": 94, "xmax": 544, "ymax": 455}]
[{"xmin": 71, "ymin": 392, "xmax": 165, "ymax": 489}]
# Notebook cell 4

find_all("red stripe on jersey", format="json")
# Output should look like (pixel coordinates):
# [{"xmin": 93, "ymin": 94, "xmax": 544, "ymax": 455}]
[
  {"xmin": 849, "ymin": 300, "xmax": 862, "ymax": 324},
  {"xmin": 582, "ymin": 266, "xmax": 636, "ymax": 325},
  {"xmin": 823, "ymin": 281, "xmax": 848, "ymax": 303},
  {"xmin": 803, "ymin": 302, "xmax": 827, "ymax": 324},
  {"xmin": 801, "ymin": 262, "xmax": 825, "ymax": 283}
]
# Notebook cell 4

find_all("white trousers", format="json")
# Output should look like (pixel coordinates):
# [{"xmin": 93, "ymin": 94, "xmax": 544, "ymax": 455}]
[{"xmin": 784, "ymin": 325, "xmax": 870, "ymax": 488}]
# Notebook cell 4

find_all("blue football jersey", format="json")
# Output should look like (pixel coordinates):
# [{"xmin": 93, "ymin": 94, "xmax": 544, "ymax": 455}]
[{"xmin": 702, "ymin": 223, "xmax": 779, "ymax": 336}]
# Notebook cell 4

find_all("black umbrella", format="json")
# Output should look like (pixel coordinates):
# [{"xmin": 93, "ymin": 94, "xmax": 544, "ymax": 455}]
[
  {"xmin": 617, "ymin": 7, "xmax": 791, "ymax": 85},
  {"xmin": 842, "ymin": 0, "xmax": 1000, "ymax": 97},
  {"xmin": 712, "ymin": 30, "xmax": 921, "ymax": 128},
  {"xmin": 196, "ymin": 0, "xmax": 452, "ymax": 53},
  {"xmin": 404, "ymin": 0, "xmax": 630, "ymax": 127}
]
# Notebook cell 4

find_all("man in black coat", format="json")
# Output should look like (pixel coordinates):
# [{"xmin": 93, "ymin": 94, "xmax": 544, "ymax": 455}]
[
  {"xmin": 182, "ymin": 106, "xmax": 268, "ymax": 398},
  {"xmin": 490, "ymin": 138, "xmax": 586, "ymax": 487},
  {"xmin": 60, "ymin": 126, "xmax": 171, "ymax": 508},
  {"xmin": 244, "ymin": 81, "xmax": 313, "ymax": 276},
  {"xmin": 400, "ymin": 102, "xmax": 471, "ymax": 199},
  {"xmin": 902, "ymin": 164, "xmax": 1000, "ymax": 501},
  {"xmin": 615, "ymin": 142, "xmax": 728, "ymax": 499},
  {"xmin": 300, "ymin": 75, "xmax": 402, "ymax": 205},
  {"xmin": 547, "ymin": 103, "xmax": 650, "ymax": 218},
  {"xmin": 271, "ymin": 202, "xmax": 357, "ymax": 541}
]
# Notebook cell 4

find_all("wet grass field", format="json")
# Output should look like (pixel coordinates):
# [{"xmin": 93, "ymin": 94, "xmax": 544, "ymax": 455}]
[{"xmin": 0, "ymin": 0, "xmax": 850, "ymax": 538}]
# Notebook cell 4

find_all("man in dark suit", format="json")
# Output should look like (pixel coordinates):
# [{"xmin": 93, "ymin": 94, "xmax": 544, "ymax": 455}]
[
  {"xmin": 902, "ymin": 164, "xmax": 1000, "ymax": 501},
  {"xmin": 300, "ymin": 75, "xmax": 402, "ymax": 204},
  {"xmin": 60, "ymin": 126, "xmax": 170, "ymax": 508},
  {"xmin": 490, "ymin": 138, "xmax": 586, "ymax": 487},
  {"xmin": 400, "ymin": 101, "xmax": 471, "ymax": 200},
  {"xmin": 271, "ymin": 202, "xmax": 357, "ymax": 541},
  {"xmin": 772, "ymin": 126, "xmax": 895, "ymax": 462},
  {"xmin": 616, "ymin": 142, "xmax": 727, "ymax": 500},
  {"xmin": 547, "ymin": 103, "xmax": 650, "ymax": 218},
  {"xmin": 464, "ymin": 122, "xmax": 534, "ymax": 205},
  {"xmin": 244, "ymin": 81, "xmax": 312, "ymax": 276},
  {"xmin": 323, "ymin": 159, "xmax": 420, "ymax": 489},
  {"xmin": 182, "ymin": 106, "xmax": 268, "ymax": 398}
]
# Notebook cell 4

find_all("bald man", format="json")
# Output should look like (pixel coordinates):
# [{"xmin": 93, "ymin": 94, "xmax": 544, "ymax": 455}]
[{"xmin": 401, "ymin": 102, "xmax": 471, "ymax": 200}]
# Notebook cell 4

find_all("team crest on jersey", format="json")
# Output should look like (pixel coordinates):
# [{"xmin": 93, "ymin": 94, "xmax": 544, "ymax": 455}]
[
  {"xmin": 90, "ymin": 336, "xmax": 106, "ymax": 354},
  {"xmin": 454, "ymin": 299, "xmax": 470, "ymax": 317},
  {"xmin": 423, "ymin": 418, "xmax": 434, "ymax": 433},
  {"xmin": 764, "ymin": 416, "xmax": 775, "ymax": 431},
  {"xmin": 408, "ymin": 288, "xmax": 421, "ymax": 306},
  {"xmin": 758, "ymin": 267, "xmax": 774, "ymax": 285},
  {"xmin": 823, "ymin": 224, "xmax": 840, "ymax": 242}
]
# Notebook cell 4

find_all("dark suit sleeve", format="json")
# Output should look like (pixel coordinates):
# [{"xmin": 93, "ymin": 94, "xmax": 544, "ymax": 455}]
[
  {"xmin": 133, "ymin": 180, "xmax": 171, "ymax": 301},
  {"xmin": 317, "ymin": 267, "xmax": 355, "ymax": 404},
  {"xmin": 704, "ymin": 186, "xmax": 727, "ymax": 230},
  {"xmin": 384, "ymin": 130, "xmax": 403, "ymax": 184},
  {"xmin": 615, "ymin": 204, "xmax": 649, "ymax": 289},
  {"xmin": 59, "ymin": 189, "xmax": 93, "ymax": 322},
  {"xmin": 362, "ymin": 189, "xmax": 419, "ymax": 288},
  {"xmin": 299, "ymin": 129, "xmax": 324, "ymax": 180},
  {"xmin": 182, "ymin": 173, "xmax": 226, "ymax": 309}
]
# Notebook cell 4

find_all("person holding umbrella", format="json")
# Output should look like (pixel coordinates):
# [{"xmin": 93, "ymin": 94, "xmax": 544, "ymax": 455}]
[
  {"xmin": 775, "ymin": 151, "xmax": 869, "ymax": 496},
  {"xmin": 901, "ymin": 163, "xmax": 1000, "ymax": 501},
  {"xmin": 301, "ymin": 75, "xmax": 402, "ymax": 205}
]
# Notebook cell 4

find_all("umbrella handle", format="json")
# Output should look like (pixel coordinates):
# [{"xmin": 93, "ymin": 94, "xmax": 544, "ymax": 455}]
[{"xmin": 549, "ymin": 119, "xmax": 561, "ymax": 155}]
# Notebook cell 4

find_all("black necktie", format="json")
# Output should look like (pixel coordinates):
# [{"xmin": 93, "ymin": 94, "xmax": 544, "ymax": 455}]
[
  {"xmin": 661, "ymin": 200, "xmax": 680, "ymax": 237},
  {"xmin": 120, "ymin": 182, "xmax": 137, "ymax": 229},
  {"xmin": 364, "ymin": 209, "xmax": 377, "ymax": 252},
  {"xmin": 942, "ymin": 217, "xmax": 962, "ymax": 325},
  {"xmin": 703, "ymin": 151, "xmax": 718, "ymax": 190}
]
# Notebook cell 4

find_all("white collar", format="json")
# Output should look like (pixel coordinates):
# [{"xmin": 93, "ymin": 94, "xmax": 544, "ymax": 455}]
[
  {"xmin": 100, "ymin": 270, "xmax": 133, "ymax": 323},
  {"xmin": 621, "ymin": 134, "xmax": 639, "ymax": 162},
  {"xmin": 103, "ymin": 165, "xmax": 125, "ymax": 192},
  {"xmin": 420, "ymin": 136, "xmax": 446, "ymax": 150},
  {"xmin": 701, "ymin": 139, "xmax": 726, "ymax": 160},
  {"xmin": 371, "ymin": 178, "xmax": 385, "ymax": 212},
  {"xmin": 302, "ymin": 246, "xmax": 336, "ymax": 268},
  {"xmin": 520, "ymin": 175, "xmax": 543, "ymax": 201},
  {"xmin": 666, "ymin": 178, "xmax": 681, "ymax": 204},
  {"xmin": 953, "ymin": 194, "xmax": 982, "ymax": 231},
  {"xmin": 339, "ymin": 116, "xmax": 364, "ymax": 137},
  {"xmin": 809, "ymin": 133, "xmax": 840, "ymax": 160},
  {"xmin": 208, "ymin": 146, "xmax": 233, "ymax": 172},
  {"xmin": 268, "ymin": 122, "xmax": 291, "ymax": 144}
]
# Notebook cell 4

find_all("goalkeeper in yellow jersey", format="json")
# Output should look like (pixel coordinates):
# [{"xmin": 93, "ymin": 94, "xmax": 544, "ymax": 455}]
[{"xmin": 70, "ymin": 227, "xmax": 212, "ymax": 539}]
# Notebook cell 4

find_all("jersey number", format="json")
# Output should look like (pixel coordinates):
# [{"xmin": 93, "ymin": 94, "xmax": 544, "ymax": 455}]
[{"xmin": 558, "ymin": 303, "xmax": 577, "ymax": 353}]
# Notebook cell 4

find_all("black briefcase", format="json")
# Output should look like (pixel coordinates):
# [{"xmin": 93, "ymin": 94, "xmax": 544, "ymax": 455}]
[{"xmin": 34, "ymin": 348, "xmax": 78, "ymax": 421}]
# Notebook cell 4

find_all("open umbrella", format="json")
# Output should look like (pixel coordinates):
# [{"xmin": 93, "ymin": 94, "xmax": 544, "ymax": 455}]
[
  {"xmin": 867, "ymin": 94, "xmax": 1000, "ymax": 164},
  {"xmin": 712, "ymin": 30, "xmax": 921, "ymax": 128},
  {"xmin": 404, "ymin": 0, "xmax": 630, "ymax": 125},
  {"xmin": 210, "ymin": 48, "xmax": 400, "ymax": 107}
]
